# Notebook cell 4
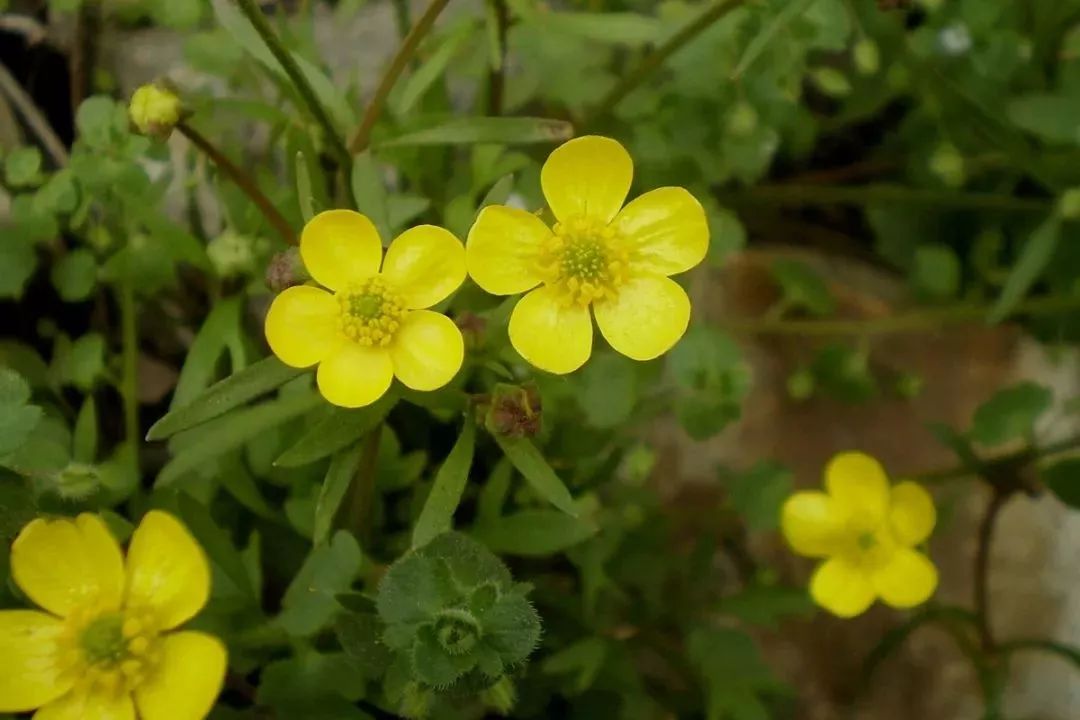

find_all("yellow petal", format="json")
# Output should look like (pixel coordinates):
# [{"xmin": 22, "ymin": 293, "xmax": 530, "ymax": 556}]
[
  {"xmin": 125, "ymin": 511, "xmax": 210, "ymax": 630},
  {"xmin": 264, "ymin": 285, "xmax": 341, "ymax": 368},
  {"xmin": 780, "ymin": 492, "xmax": 848, "ymax": 558},
  {"xmin": 889, "ymin": 481, "xmax": 936, "ymax": 546},
  {"xmin": 134, "ymin": 631, "xmax": 226, "ymax": 720},
  {"xmin": 824, "ymin": 452, "xmax": 890, "ymax": 529},
  {"xmin": 33, "ymin": 689, "xmax": 135, "ymax": 720},
  {"xmin": 390, "ymin": 311, "xmax": 464, "ymax": 392},
  {"xmin": 614, "ymin": 187, "xmax": 709, "ymax": 277},
  {"xmin": 872, "ymin": 548, "xmax": 938, "ymax": 609},
  {"xmin": 465, "ymin": 205, "xmax": 548, "ymax": 295},
  {"xmin": 381, "ymin": 225, "xmax": 466, "ymax": 309},
  {"xmin": 316, "ymin": 343, "xmax": 394, "ymax": 408},
  {"xmin": 12, "ymin": 514, "xmax": 124, "ymax": 618},
  {"xmin": 809, "ymin": 557, "xmax": 876, "ymax": 619},
  {"xmin": 541, "ymin": 135, "xmax": 633, "ymax": 224},
  {"xmin": 594, "ymin": 276, "xmax": 690, "ymax": 361},
  {"xmin": 299, "ymin": 209, "xmax": 383, "ymax": 291},
  {"xmin": 0, "ymin": 611, "xmax": 70, "ymax": 712},
  {"xmin": 508, "ymin": 286, "xmax": 592, "ymax": 374}
]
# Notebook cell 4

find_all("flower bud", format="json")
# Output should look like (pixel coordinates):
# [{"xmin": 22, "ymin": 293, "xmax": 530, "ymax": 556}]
[
  {"xmin": 478, "ymin": 383, "xmax": 542, "ymax": 439},
  {"xmin": 265, "ymin": 247, "xmax": 309, "ymax": 292},
  {"xmin": 128, "ymin": 83, "xmax": 182, "ymax": 140},
  {"xmin": 853, "ymin": 38, "xmax": 880, "ymax": 76},
  {"xmin": 50, "ymin": 462, "xmax": 102, "ymax": 500}
]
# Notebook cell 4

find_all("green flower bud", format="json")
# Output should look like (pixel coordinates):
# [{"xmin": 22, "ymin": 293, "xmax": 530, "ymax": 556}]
[
  {"xmin": 853, "ymin": 38, "xmax": 880, "ymax": 75},
  {"xmin": 129, "ymin": 83, "xmax": 182, "ymax": 140},
  {"xmin": 49, "ymin": 462, "xmax": 102, "ymax": 500},
  {"xmin": 207, "ymin": 230, "xmax": 256, "ymax": 279}
]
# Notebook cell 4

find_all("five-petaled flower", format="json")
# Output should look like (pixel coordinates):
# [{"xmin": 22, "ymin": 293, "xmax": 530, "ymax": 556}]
[
  {"xmin": 466, "ymin": 135, "xmax": 710, "ymax": 374},
  {"xmin": 0, "ymin": 511, "xmax": 225, "ymax": 719},
  {"xmin": 265, "ymin": 210, "xmax": 467, "ymax": 408},
  {"xmin": 781, "ymin": 452, "xmax": 939, "ymax": 618}
]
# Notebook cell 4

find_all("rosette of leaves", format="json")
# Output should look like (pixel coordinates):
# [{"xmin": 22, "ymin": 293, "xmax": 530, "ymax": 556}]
[{"xmin": 376, "ymin": 532, "xmax": 541, "ymax": 694}]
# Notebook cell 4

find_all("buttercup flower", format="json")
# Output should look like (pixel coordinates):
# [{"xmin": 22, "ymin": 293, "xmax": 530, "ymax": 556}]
[
  {"xmin": 781, "ymin": 452, "xmax": 938, "ymax": 618},
  {"xmin": 265, "ymin": 211, "xmax": 467, "ymax": 408},
  {"xmin": 466, "ymin": 135, "xmax": 709, "ymax": 374},
  {"xmin": 0, "ymin": 511, "xmax": 225, "ymax": 719}
]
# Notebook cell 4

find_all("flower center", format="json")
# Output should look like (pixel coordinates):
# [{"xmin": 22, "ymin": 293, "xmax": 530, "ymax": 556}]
[
  {"xmin": 336, "ymin": 276, "xmax": 406, "ymax": 347},
  {"xmin": 80, "ymin": 613, "xmax": 128, "ymax": 665},
  {"xmin": 538, "ymin": 217, "xmax": 628, "ymax": 306},
  {"xmin": 64, "ymin": 609, "xmax": 162, "ymax": 696}
]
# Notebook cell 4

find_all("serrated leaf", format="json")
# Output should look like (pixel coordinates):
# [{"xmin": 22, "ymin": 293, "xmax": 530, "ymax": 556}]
[
  {"xmin": 313, "ymin": 443, "xmax": 365, "ymax": 546},
  {"xmin": 377, "ymin": 117, "xmax": 573, "ymax": 148},
  {"xmin": 970, "ymin": 382, "xmax": 1052, "ymax": 447},
  {"xmin": 147, "ymin": 356, "xmax": 303, "ymax": 440},
  {"xmin": 494, "ymin": 436, "xmax": 577, "ymax": 516},
  {"xmin": 472, "ymin": 510, "xmax": 596, "ymax": 556},
  {"xmin": 413, "ymin": 422, "xmax": 477, "ymax": 549},
  {"xmin": 277, "ymin": 531, "xmax": 364, "ymax": 637},
  {"xmin": 480, "ymin": 591, "xmax": 541, "ymax": 665},
  {"xmin": 274, "ymin": 395, "xmax": 395, "ymax": 467},
  {"xmin": 989, "ymin": 215, "xmax": 1061, "ymax": 324}
]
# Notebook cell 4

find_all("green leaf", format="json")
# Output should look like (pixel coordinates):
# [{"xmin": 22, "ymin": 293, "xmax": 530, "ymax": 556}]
[
  {"xmin": 277, "ymin": 531, "xmax": 364, "ymax": 637},
  {"xmin": 171, "ymin": 491, "xmax": 256, "ymax": 601},
  {"xmin": 4, "ymin": 147, "xmax": 42, "ymax": 187},
  {"xmin": 494, "ymin": 436, "xmax": 577, "ymax": 516},
  {"xmin": 155, "ymin": 391, "xmax": 321, "ymax": 487},
  {"xmin": 72, "ymin": 395, "xmax": 97, "ymax": 463},
  {"xmin": 274, "ymin": 396, "xmax": 396, "ymax": 467},
  {"xmin": 911, "ymin": 243, "xmax": 961, "ymax": 300},
  {"xmin": 56, "ymin": 333, "xmax": 105, "ymax": 390},
  {"xmin": 687, "ymin": 627, "xmax": 788, "ymax": 720},
  {"xmin": 171, "ymin": 296, "xmax": 245, "ymax": 409},
  {"xmin": 313, "ymin": 443, "xmax": 365, "ymax": 546},
  {"xmin": 971, "ymin": 382, "xmax": 1052, "ymax": 447},
  {"xmin": 1007, "ymin": 94, "xmax": 1080, "ymax": 144},
  {"xmin": 726, "ymin": 462, "xmax": 792, "ymax": 532},
  {"xmin": 147, "ymin": 357, "xmax": 304, "ymax": 440},
  {"xmin": 257, "ymin": 651, "xmax": 365, "ymax": 707},
  {"xmin": 541, "ymin": 636, "xmax": 607, "ymax": 695},
  {"xmin": 716, "ymin": 583, "xmax": 814, "ymax": 628},
  {"xmin": 731, "ymin": 0, "xmax": 819, "ymax": 79},
  {"xmin": 0, "ymin": 366, "xmax": 32, "ymax": 406},
  {"xmin": 393, "ymin": 20, "xmax": 478, "ymax": 116},
  {"xmin": 575, "ymin": 353, "xmax": 636, "ymax": 429},
  {"xmin": 295, "ymin": 150, "xmax": 316, "ymax": 222},
  {"xmin": 477, "ymin": 174, "xmax": 514, "ymax": 210},
  {"xmin": 50, "ymin": 249, "xmax": 97, "ymax": 302},
  {"xmin": 472, "ymin": 509, "xmax": 596, "ymax": 556},
  {"xmin": 989, "ymin": 215, "xmax": 1061, "ymax": 323},
  {"xmin": 0, "ymin": 473, "xmax": 35, "ymax": 541},
  {"xmin": 350, "ymin": 150, "xmax": 392, "ymax": 243},
  {"xmin": 75, "ymin": 96, "xmax": 125, "ymax": 149},
  {"xmin": 335, "ymin": 612, "xmax": 393, "ymax": 677},
  {"xmin": 1042, "ymin": 457, "xmax": 1080, "ymax": 509},
  {"xmin": 479, "ymin": 590, "xmax": 541, "ymax": 665},
  {"xmin": 541, "ymin": 11, "xmax": 662, "ymax": 45},
  {"xmin": 0, "ymin": 236, "xmax": 37, "ymax": 299},
  {"xmin": 413, "ymin": 422, "xmax": 477, "ymax": 549},
  {"xmin": 377, "ymin": 117, "xmax": 574, "ymax": 148},
  {"xmin": 770, "ymin": 259, "xmax": 835, "ymax": 316}
]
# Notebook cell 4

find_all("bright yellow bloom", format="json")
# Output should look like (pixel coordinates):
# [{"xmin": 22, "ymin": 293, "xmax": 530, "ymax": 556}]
[
  {"xmin": 129, "ymin": 84, "xmax": 182, "ymax": 138},
  {"xmin": 466, "ymin": 135, "xmax": 709, "ymax": 374},
  {"xmin": 265, "ymin": 210, "xmax": 467, "ymax": 408},
  {"xmin": 0, "ymin": 511, "xmax": 225, "ymax": 719},
  {"xmin": 781, "ymin": 452, "xmax": 939, "ymax": 618}
]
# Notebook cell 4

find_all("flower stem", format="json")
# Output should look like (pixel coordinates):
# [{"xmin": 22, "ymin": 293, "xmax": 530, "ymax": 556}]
[
  {"xmin": 486, "ymin": 0, "xmax": 510, "ymax": 115},
  {"xmin": 585, "ymin": 0, "xmax": 747, "ymax": 124},
  {"xmin": 720, "ymin": 292, "xmax": 1080, "ymax": 337},
  {"xmin": 119, "ymin": 256, "xmax": 139, "ymax": 475},
  {"xmin": 348, "ymin": 0, "xmax": 452, "ymax": 154},
  {"xmin": 346, "ymin": 424, "xmax": 383, "ymax": 546},
  {"xmin": 177, "ymin": 121, "xmax": 296, "ymax": 246},
  {"xmin": 974, "ymin": 487, "xmax": 1009, "ymax": 652},
  {"xmin": 0, "ymin": 62, "xmax": 69, "ymax": 167},
  {"xmin": 235, "ymin": 0, "xmax": 351, "ymax": 167}
]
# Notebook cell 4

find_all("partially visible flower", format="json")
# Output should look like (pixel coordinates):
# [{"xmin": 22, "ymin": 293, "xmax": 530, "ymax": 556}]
[
  {"xmin": 264, "ymin": 210, "xmax": 467, "ymax": 408},
  {"xmin": 0, "ymin": 511, "xmax": 225, "ymax": 719},
  {"xmin": 476, "ymin": 382, "xmax": 542, "ymax": 438},
  {"xmin": 781, "ymin": 452, "xmax": 938, "ymax": 618},
  {"xmin": 466, "ymin": 135, "xmax": 709, "ymax": 374},
  {"xmin": 129, "ymin": 83, "xmax": 182, "ymax": 139}
]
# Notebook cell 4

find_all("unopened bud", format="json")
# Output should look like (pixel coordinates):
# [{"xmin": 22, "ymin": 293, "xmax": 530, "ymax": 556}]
[
  {"xmin": 207, "ymin": 230, "xmax": 256, "ymax": 278},
  {"xmin": 477, "ymin": 383, "xmax": 542, "ymax": 439},
  {"xmin": 128, "ymin": 83, "xmax": 182, "ymax": 140},
  {"xmin": 853, "ymin": 38, "xmax": 880, "ymax": 75},
  {"xmin": 265, "ymin": 247, "xmax": 309, "ymax": 292},
  {"xmin": 50, "ymin": 463, "xmax": 102, "ymax": 500}
]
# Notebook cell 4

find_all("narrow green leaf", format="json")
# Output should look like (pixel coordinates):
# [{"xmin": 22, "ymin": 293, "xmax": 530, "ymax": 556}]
[
  {"xmin": 989, "ymin": 215, "xmax": 1062, "ymax": 323},
  {"xmin": 376, "ymin": 117, "xmax": 574, "ymax": 149},
  {"xmin": 171, "ymin": 296, "xmax": 244, "ymax": 409},
  {"xmin": 155, "ymin": 392, "xmax": 321, "ymax": 487},
  {"xmin": 477, "ymin": 174, "xmax": 514, "ymax": 211},
  {"xmin": 412, "ymin": 422, "xmax": 477, "ymax": 549},
  {"xmin": 393, "ymin": 20, "xmax": 477, "ymax": 116},
  {"xmin": 147, "ymin": 357, "xmax": 303, "ymax": 440},
  {"xmin": 72, "ymin": 395, "xmax": 97, "ymax": 463},
  {"xmin": 295, "ymin": 150, "xmax": 315, "ymax": 222},
  {"xmin": 174, "ymin": 491, "xmax": 257, "ymax": 600},
  {"xmin": 274, "ymin": 395, "xmax": 396, "ymax": 468},
  {"xmin": 350, "ymin": 151, "xmax": 391, "ymax": 243},
  {"xmin": 494, "ymin": 436, "xmax": 577, "ymax": 516},
  {"xmin": 543, "ymin": 11, "xmax": 663, "ymax": 45},
  {"xmin": 484, "ymin": 0, "xmax": 503, "ymax": 71},
  {"xmin": 472, "ymin": 509, "xmax": 595, "ymax": 556},
  {"xmin": 731, "ymin": 0, "xmax": 819, "ymax": 79},
  {"xmin": 478, "ymin": 458, "xmax": 512, "ymax": 523},
  {"xmin": 1007, "ymin": 94, "xmax": 1080, "ymax": 144},
  {"xmin": 313, "ymin": 443, "xmax": 365, "ymax": 546}
]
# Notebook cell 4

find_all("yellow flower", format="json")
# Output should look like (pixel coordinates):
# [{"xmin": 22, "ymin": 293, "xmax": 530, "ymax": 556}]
[
  {"xmin": 781, "ymin": 452, "xmax": 939, "ymax": 618},
  {"xmin": 129, "ymin": 84, "xmax": 182, "ymax": 139},
  {"xmin": 0, "ymin": 511, "xmax": 225, "ymax": 719},
  {"xmin": 265, "ymin": 210, "xmax": 467, "ymax": 408},
  {"xmin": 466, "ymin": 135, "xmax": 709, "ymax": 374}
]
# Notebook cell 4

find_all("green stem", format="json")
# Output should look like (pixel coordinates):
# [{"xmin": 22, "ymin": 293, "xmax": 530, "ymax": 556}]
[
  {"xmin": 585, "ymin": 0, "xmax": 747, "ymax": 124},
  {"xmin": 720, "ymin": 293, "xmax": 1080, "ymax": 337},
  {"xmin": 349, "ymin": 0, "xmax": 452, "ymax": 154},
  {"xmin": 235, "ymin": 0, "xmax": 351, "ymax": 167},
  {"xmin": 998, "ymin": 638, "xmax": 1080, "ymax": 669},
  {"xmin": 974, "ymin": 488, "xmax": 1009, "ymax": 652},
  {"xmin": 918, "ymin": 433, "xmax": 1080, "ymax": 485},
  {"xmin": 345, "ymin": 425, "xmax": 383, "ymax": 547},
  {"xmin": 119, "ymin": 257, "xmax": 139, "ymax": 475},
  {"xmin": 720, "ymin": 183, "xmax": 1050, "ymax": 214},
  {"xmin": 178, "ymin": 121, "xmax": 296, "ymax": 246}
]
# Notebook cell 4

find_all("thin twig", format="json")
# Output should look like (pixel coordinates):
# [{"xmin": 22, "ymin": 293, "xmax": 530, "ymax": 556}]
[
  {"xmin": 0, "ymin": 62, "xmax": 69, "ymax": 166},
  {"xmin": 177, "ymin": 121, "xmax": 296, "ymax": 246},
  {"xmin": 235, "ymin": 0, "xmax": 351, "ymax": 167},
  {"xmin": 974, "ymin": 488, "xmax": 1009, "ymax": 652},
  {"xmin": 348, "ymin": 0, "xmax": 452, "ymax": 154},
  {"xmin": 584, "ymin": 0, "xmax": 747, "ymax": 124}
]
